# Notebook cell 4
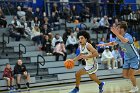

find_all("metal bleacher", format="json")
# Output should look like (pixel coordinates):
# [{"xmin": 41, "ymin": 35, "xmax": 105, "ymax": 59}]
[{"xmin": 0, "ymin": 15, "xmax": 123, "ymax": 91}]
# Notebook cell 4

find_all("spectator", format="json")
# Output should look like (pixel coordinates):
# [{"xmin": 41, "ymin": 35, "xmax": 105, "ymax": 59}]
[
  {"xmin": 17, "ymin": 6, "xmax": 26, "ymax": 20},
  {"xmin": 51, "ymin": 3, "xmax": 59, "ymax": 15},
  {"xmin": 80, "ymin": 6, "xmax": 91, "ymax": 22},
  {"xmin": 0, "ymin": 9, "xmax": 7, "ymax": 28},
  {"xmin": 66, "ymin": 32, "xmax": 78, "ymax": 54},
  {"xmin": 73, "ymin": 27, "xmax": 80, "ymax": 39},
  {"xmin": 112, "ymin": 47, "xmax": 123, "ymax": 68},
  {"xmin": 41, "ymin": 24, "xmax": 51, "ymax": 35},
  {"xmin": 3, "ymin": 63, "xmax": 14, "ymax": 91},
  {"xmin": 11, "ymin": 16, "xmax": 25, "ymax": 36},
  {"xmin": 70, "ymin": 5, "xmax": 79, "ymax": 22},
  {"xmin": 101, "ymin": 46, "xmax": 116, "ymax": 69},
  {"xmin": 31, "ymin": 17, "xmax": 40, "ymax": 28},
  {"xmin": 91, "ymin": 18, "xmax": 99, "ymax": 33},
  {"xmin": 50, "ymin": 12, "xmax": 60, "ymax": 30},
  {"xmin": 99, "ymin": 16, "xmax": 110, "ymax": 27},
  {"xmin": 34, "ymin": 7, "xmax": 43, "ymax": 20},
  {"xmin": 52, "ymin": 33, "xmax": 63, "ymax": 48},
  {"xmin": 53, "ymin": 42, "xmax": 67, "ymax": 61},
  {"xmin": 62, "ymin": 28, "xmax": 72, "ymax": 44},
  {"xmin": 42, "ymin": 35, "xmax": 52, "ymax": 55},
  {"xmin": 8, "ymin": 24, "xmax": 21, "ymax": 41},
  {"xmin": 14, "ymin": 60, "xmax": 30, "ymax": 91},
  {"xmin": 26, "ymin": 7, "xmax": 33, "ymax": 22},
  {"xmin": 31, "ymin": 25, "xmax": 43, "ymax": 46}
]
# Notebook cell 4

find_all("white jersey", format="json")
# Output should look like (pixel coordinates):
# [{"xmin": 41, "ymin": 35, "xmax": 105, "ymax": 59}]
[{"xmin": 79, "ymin": 43, "xmax": 95, "ymax": 66}]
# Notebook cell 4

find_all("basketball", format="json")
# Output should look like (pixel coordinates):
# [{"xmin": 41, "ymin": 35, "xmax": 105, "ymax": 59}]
[{"xmin": 64, "ymin": 59, "xmax": 75, "ymax": 69}]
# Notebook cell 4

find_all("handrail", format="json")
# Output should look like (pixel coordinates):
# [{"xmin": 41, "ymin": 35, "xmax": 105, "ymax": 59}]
[
  {"xmin": 2, "ymin": 33, "xmax": 10, "ymax": 53},
  {"xmin": 36, "ymin": 55, "xmax": 45, "ymax": 75},
  {"xmin": 18, "ymin": 43, "xmax": 26, "ymax": 59}
]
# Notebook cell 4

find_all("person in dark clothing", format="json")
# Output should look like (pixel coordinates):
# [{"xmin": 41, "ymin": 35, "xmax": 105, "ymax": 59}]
[
  {"xmin": 42, "ymin": 35, "xmax": 52, "ymax": 54},
  {"xmin": 3, "ymin": 63, "xmax": 14, "ymax": 91},
  {"xmin": 0, "ymin": 11, "xmax": 7, "ymax": 28},
  {"xmin": 41, "ymin": 24, "xmax": 51, "ymax": 35},
  {"xmin": 14, "ymin": 60, "xmax": 30, "ymax": 91}
]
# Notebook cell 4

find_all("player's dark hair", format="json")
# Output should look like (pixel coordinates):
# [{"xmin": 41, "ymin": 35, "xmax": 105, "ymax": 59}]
[
  {"xmin": 77, "ymin": 30, "xmax": 91, "ymax": 43},
  {"xmin": 117, "ymin": 21, "xmax": 128, "ymax": 31}
]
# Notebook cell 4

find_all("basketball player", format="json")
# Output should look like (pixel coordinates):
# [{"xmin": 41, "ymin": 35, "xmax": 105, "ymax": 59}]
[
  {"xmin": 97, "ymin": 21, "xmax": 140, "ymax": 92},
  {"xmin": 69, "ymin": 31, "xmax": 105, "ymax": 93}
]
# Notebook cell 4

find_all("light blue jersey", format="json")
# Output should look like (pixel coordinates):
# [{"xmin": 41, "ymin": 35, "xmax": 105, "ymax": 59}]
[
  {"xmin": 115, "ymin": 33, "xmax": 139, "ymax": 69},
  {"xmin": 116, "ymin": 33, "xmax": 139, "ymax": 60}
]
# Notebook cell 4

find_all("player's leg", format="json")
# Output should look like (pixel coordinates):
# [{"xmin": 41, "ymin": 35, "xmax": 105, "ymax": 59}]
[
  {"xmin": 122, "ymin": 69, "xmax": 129, "ymax": 78},
  {"xmin": 89, "ymin": 73, "xmax": 101, "ymax": 85},
  {"xmin": 128, "ymin": 58, "xmax": 139, "ymax": 92},
  {"xmin": 128, "ymin": 68, "xmax": 139, "ymax": 92},
  {"xmin": 69, "ymin": 68, "xmax": 87, "ymax": 93},
  {"xmin": 88, "ymin": 63, "xmax": 105, "ymax": 93}
]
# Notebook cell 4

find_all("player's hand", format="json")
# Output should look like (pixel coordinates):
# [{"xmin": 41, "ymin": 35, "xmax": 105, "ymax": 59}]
[
  {"xmin": 79, "ymin": 54, "xmax": 88, "ymax": 60},
  {"xmin": 110, "ymin": 27, "xmax": 119, "ymax": 35}
]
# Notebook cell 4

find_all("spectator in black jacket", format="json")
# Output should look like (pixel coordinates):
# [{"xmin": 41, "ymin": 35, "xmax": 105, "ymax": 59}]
[{"xmin": 14, "ymin": 60, "xmax": 30, "ymax": 91}]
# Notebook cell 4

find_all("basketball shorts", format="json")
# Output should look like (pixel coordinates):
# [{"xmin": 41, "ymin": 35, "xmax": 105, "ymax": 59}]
[
  {"xmin": 123, "ymin": 57, "xmax": 139, "ymax": 69},
  {"xmin": 84, "ymin": 62, "xmax": 98, "ymax": 74}
]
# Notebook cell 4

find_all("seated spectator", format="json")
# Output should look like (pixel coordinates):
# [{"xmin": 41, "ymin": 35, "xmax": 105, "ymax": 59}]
[
  {"xmin": 70, "ymin": 5, "xmax": 80, "ymax": 22},
  {"xmin": 53, "ymin": 42, "xmax": 67, "ymax": 61},
  {"xmin": 31, "ymin": 25, "xmax": 43, "ymax": 46},
  {"xmin": 91, "ymin": 18, "xmax": 99, "ymax": 33},
  {"xmin": 34, "ymin": 7, "xmax": 43, "ymax": 20},
  {"xmin": 73, "ymin": 27, "xmax": 79, "ymax": 39},
  {"xmin": 14, "ymin": 60, "xmax": 30, "ymax": 91},
  {"xmin": 101, "ymin": 46, "xmax": 116, "ymax": 69},
  {"xmin": 17, "ymin": 6, "xmax": 26, "ymax": 20},
  {"xmin": 31, "ymin": 17, "xmax": 40, "ymax": 28},
  {"xmin": 80, "ymin": 6, "xmax": 91, "ymax": 22},
  {"xmin": 62, "ymin": 28, "xmax": 72, "ymax": 44},
  {"xmin": 112, "ymin": 47, "xmax": 123, "ymax": 68},
  {"xmin": 50, "ymin": 12, "xmax": 60, "ymax": 30},
  {"xmin": 3, "ymin": 63, "xmax": 14, "ymax": 91},
  {"xmin": 99, "ymin": 16, "xmax": 110, "ymax": 33},
  {"xmin": 8, "ymin": 24, "xmax": 21, "ymax": 41},
  {"xmin": 52, "ymin": 33, "xmax": 63, "ymax": 48},
  {"xmin": 66, "ymin": 32, "xmax": 78, "ymax": 54},
  {"xmin": 42, "ymin": 35, "xmax": 52, "ymax": 55},
  {"xmin": 11, "ymin": 16, "xmax": 25, "ymax": 36},
  {"xmin": 0, "ymin": 9, "xmax": 7, "ymax": 28},
  {"xmin": 41, "ymin": 24, "xmax": 51, "ymax": 35}
]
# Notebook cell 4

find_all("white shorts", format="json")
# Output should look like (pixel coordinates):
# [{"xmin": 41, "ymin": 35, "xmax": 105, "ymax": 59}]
[{"xmin": 84, "ymin": 62, "xmax": 98, "ymax": 74}]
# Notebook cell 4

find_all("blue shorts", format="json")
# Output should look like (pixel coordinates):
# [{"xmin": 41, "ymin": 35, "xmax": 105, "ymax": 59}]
[{"xmin": 123, "ymin": 57, "xmax": 139, "ymax": 69}]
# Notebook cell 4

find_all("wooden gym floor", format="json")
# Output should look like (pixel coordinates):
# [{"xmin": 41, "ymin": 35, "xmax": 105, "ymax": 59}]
[{"xmin": 17, "ymin": 77, "xmax": 140, "ymax": 93}]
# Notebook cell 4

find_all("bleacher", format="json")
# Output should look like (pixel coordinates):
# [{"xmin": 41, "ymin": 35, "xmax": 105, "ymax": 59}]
[{"xmin": 0, "ymin": 16, "xmax": 124, "ymax": 91}]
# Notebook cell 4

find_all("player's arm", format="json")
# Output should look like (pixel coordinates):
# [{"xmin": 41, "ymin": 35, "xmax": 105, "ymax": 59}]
[
  {"xmin": 79, "ymin": 43, "xmax": 99, "ymax": 60},
  {"xmin": 97, "ymin": 42, "xmax": 117, "ymax": 47},
  {"xmin": 86, "ymin": 43, "xmax": 99, "ymax": 58},
  {"xmin": 111, "ymin": 27, "xmax": 129, "ymax": 43},
  {"xmin": 73, "ymin": 54, "xmax": 82, "ymax": 62}
]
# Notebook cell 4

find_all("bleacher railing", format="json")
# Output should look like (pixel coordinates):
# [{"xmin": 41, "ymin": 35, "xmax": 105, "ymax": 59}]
[
  {"xmin": 18, "ymin": 43, "xmax": 26, "ymax": 59},
  {"xmin": 2, "ymin": 33, "xmax": 9, "ymax": 53},
  {"xmin": 36, "ymin": 55, "xmax": 45, "ymax": 75}
]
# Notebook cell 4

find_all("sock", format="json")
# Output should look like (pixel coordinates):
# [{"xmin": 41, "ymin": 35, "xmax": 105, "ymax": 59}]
[
  {"xmin": 26, "ymin": 82, "xmax": 30, "ymax": 88},
  {"xmin": 75, "ymin": 87, "xmax": 79, "ymax": 90}
]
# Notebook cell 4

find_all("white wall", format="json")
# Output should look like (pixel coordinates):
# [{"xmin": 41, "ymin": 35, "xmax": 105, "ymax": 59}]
[{"xmin": 136, "ymin": 0, "xmax": 140, "ymax": 4}]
